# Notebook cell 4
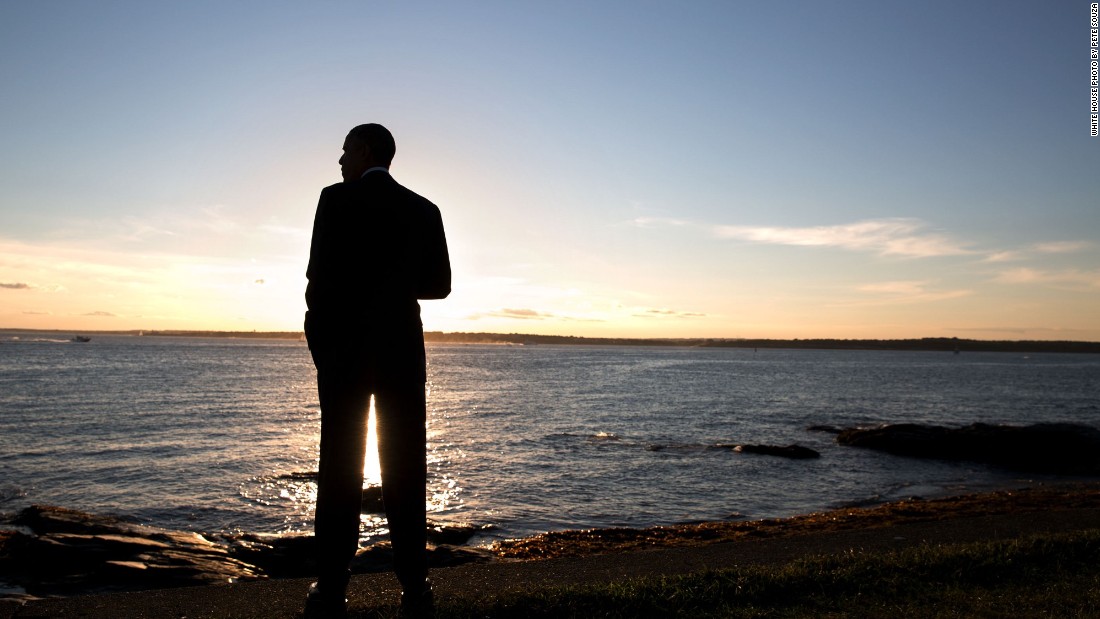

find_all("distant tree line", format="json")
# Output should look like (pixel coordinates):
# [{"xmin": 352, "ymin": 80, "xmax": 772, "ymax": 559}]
[
  {"xmin": 424, "ymin": 332, "xmax": 1100, "ymax": 353},
  {"xmin": 4, "ymin": 329, "xmax": 1098, "ymax": 353}
]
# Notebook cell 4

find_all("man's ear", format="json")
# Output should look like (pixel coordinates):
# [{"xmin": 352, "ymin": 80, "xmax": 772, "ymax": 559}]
[{"xmin": 360, "ymin": 144, "xmax": 376, "ymax": 165}]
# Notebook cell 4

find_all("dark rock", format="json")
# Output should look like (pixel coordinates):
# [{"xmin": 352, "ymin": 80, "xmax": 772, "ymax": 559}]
[
  {"xmin": 214, "ymin": 532, "xmax": 318, "ymax": 579},
  {"xmin": 587, "ymin": 432, "xmax": 620, "ymax": 441},
  {"xmin": 807, "ymin": 425, "xmax": 843, "ymax": 434},
  {"xmin": 9, "ymin": 504, "xmax": 141, "ymax": 536},
  {"xmin": 426, "ymin": 521, "xmax": 495, "ymax": 546},
  {"xmin": 424, "ymin": 543, "xmax": 496, "ymax": 568},
  {"xmin": 348, "ymin": 540, "xmax": 494, "ymax": 574},
  {"xmin": 838, "ymin": 423, "xmax": 949, "ymax": 456},
  {"xmin": 836, "ymin": 422, "xmax": 1100, "ymax": 475},
  {"xmin": 1, "ymin": 505, "xmax": 499, "ymax": 599},
  {"xmin": 215, "ymin": 521, "xmax": 495, "ymax": 580},
  {"xmin": 274, "ymin": 477, "xmax": 385, "ymax": 514},
  {"xmin": 733, "ymin": 444, "xmax": 821, "ymax": 459},
  {"xmin": 361, "ymin": 485, "xmax": 385, "ymax": 513},
  {"xmin": 277, "ymin": 471, "xmax": 318, "ymax": 481},
  {"xmin": 1, "ymin": 506, "xmax": 259, "ymax": 597}
]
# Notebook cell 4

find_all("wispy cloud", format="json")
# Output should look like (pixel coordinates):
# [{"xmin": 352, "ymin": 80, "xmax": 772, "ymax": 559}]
[
  {"xmin": 464, "ymin": 301, "xmax": 619, "ymax": 324},
  {"xmin": 1032, "ymin": 241, "xmax": 1093, "ymax": 254},
  {"xmin": 994, "ymin": 268, "xmax": 1043, "ymax": 284},
  {"xmin": 0, "ymin": 234, "xmax": 306, "ymax": 329},
  {"xmin": 982, "ymin": 241, "xmax": 1093, "ymax": 263},
  {"xmin": 639, "ymin": 216, "xmax": 1093, "ymax": 267},
  {"xmin": 113, "ymin": 207, "xmax": 242, "ymax": 243},
  {"xmin": 48, "ymin": 206, "xmax": 310, "ymax": 263},
  {"xmin": 1, "ymin": 282, "xmax": 30, "ymax": 289},
  {"xmin": 635, "ymin": 308, "xmax": 707, "ymax": 318},
  {"xmin": 857, "ymin": 281, "xmax": 931, "ymax": 295},
  {"xmin": 712, "ymin": 218, "xmax": 974, "ymax": 258},
  {"xmin": 630, "ymin": 216, "xmax": 693, "ymax": 228},
  {"xmin": 982, "ymin": 251, "xmax": 1023, "ymax": 263},
  {"xmin": 827, "ymin": 280, "xmax": 973, "ymax": 306},
  {"xmin": 469, "ymin": 308, "xmax": 554, "ymax": 320},
  {"xmin": 993, "ymin": 268, "xmax": 1100, "ymax": 289}
]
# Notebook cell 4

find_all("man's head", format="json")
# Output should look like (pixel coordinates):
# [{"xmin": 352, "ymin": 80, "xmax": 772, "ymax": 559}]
[{"xmin": 339, "ymin": 123, "xmax": 396, "ymax": 182}]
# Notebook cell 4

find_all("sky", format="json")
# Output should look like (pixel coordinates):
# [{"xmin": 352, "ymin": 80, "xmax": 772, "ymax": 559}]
[{"xmin": 1, "ymin": 1, "xmax": 1098, "ymax": 340}]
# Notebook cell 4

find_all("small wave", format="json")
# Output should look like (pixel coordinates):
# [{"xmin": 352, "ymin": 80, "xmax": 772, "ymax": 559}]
[{"xmin": 0, "ymin": 450, "xmax": 53, "ymax": 461}]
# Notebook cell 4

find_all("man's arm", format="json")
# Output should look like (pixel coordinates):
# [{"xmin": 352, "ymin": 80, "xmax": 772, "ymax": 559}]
[
  {"xmin": 417, "ymin": 202, "xmax": 451, "ymax": 300},
  {"xmin": 304, "ymin": 191, "xmax": 327, "ymax": 311}
]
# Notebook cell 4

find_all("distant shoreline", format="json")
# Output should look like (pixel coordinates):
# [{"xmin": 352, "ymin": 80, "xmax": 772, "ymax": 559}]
[{"xmin": 3, "ymin": 328, "xmax": 1100, "ymax": 353}]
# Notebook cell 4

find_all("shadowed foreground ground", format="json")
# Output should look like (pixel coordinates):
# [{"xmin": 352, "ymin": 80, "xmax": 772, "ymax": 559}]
[{"xmin": 3, "ymin": 482, "xmax": 1100, "ymax": 618}]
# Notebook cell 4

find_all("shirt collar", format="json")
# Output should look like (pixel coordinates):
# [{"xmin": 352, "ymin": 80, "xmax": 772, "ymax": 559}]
[{"xmin": 361, "ymin": 166, "xmax": 389, "ymax": 178}]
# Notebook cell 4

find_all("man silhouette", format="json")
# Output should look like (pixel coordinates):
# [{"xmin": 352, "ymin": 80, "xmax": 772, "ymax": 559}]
[{"xmin": 303, "ymin": 123, "xmax": 450, "ymax": 617}]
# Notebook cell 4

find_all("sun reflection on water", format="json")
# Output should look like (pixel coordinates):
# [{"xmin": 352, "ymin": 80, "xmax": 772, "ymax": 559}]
[
  {"xmin": 241, "ymin": 393, "xmax": 464, "ymax": 541},
  {"xmin": 428, "ymin": 475, "xmax": 462, "ymax": 513},
  {"xmin": 363, "ymin": 397, "xmax": 381, "ymax": 485}
]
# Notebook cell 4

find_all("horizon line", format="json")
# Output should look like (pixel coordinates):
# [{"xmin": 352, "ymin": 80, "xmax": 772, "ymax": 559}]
[{"xmin": 2, "ymin": 327, "xmax": 1099, "ymax": 346}]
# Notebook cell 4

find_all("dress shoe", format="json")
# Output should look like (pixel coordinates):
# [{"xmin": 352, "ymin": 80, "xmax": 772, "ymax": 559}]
[
  {"xmin": 400, "ymin": 578, "xmax": 434, "ymax": 617},
  {"xmin": 303, "ymin": 580, "xmax": 348, "ymax": 619}
]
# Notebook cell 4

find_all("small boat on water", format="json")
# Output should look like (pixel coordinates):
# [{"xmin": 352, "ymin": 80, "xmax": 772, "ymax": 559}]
[{"xmin": 71, "ymin": 336, "xmax": 91, "ymax": 343}]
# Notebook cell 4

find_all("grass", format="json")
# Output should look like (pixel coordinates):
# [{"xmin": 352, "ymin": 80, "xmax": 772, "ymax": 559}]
[{"xmin": 355, "ymin": 530, "xmax": 1100, "ymax": 618}]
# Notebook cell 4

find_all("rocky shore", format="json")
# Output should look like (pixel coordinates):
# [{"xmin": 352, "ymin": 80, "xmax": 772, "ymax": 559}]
[
  {"xmin": 493, "ymin": 481, "xmax": 1100, "ymax": 560},
  {"xmin": 0, "ymin": 505, "xmax": 492, "ymax": 601},
  {"xmin": 5, "ymin": 482, "xmax": 1100, "ymax": 602},
  {"xmin": 829, "ymin": 422, "xmax": 1100, "ymax": 475},
  {"xmin": 5, "ymin": 421, "xmax": 1100, "ymax": 602}
]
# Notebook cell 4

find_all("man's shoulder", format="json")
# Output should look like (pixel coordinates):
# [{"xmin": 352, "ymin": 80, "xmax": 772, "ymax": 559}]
[
  {"xmin": 322, "ymin": 180, "xmax": 353, "ymax": 193},
  {"xmin": 318, "ymin": 182, "xmax": 351, "ymax": 204},
  {"xmin": 324, "ymin": 174, "xmax": 440, "ymax": 217},
  {"xmin": 363, "ymin": 174, "xmax": 440, "ymax": 215},
  {"xmin": 389, "ymin": 180, "xmax": 439, "ymax": 213}
]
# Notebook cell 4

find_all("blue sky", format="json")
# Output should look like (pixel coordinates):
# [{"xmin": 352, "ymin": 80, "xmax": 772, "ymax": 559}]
[{"xmin": 2, "ymin": 1, "xmax": 1098, "ymax": 339}]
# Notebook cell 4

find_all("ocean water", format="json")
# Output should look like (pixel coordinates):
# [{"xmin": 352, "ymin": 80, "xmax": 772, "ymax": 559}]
[{"xmin": 1, "ymin": 333, "xmax": 1098, "ymax": 546}]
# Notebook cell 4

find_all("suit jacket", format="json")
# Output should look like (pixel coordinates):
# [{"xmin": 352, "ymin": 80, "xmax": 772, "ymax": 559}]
[{"xmin": 304, "ymin": 171, "xmax": 450, "ymax": 382}]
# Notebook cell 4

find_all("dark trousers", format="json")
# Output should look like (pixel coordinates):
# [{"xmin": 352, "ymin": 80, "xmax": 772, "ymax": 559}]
[{"xmin": 314, "ymin": 367, "xmax": 427, "ymax": 590}]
